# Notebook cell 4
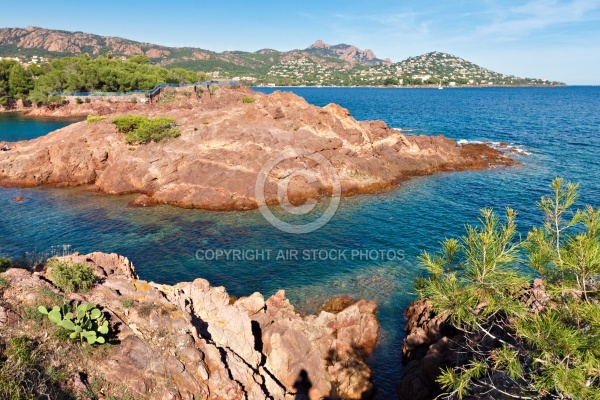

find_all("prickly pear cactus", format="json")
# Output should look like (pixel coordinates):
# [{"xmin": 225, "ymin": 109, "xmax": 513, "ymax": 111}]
[{"xmin": 38, "ymin": 301, "xmax": 109, "ymax": 345}]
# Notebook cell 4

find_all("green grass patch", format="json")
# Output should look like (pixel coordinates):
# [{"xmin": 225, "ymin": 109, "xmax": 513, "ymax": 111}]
[
  {"xmin": 86, "ymin": 115, "xmax": 105, "ymax": 124},
  {"xmin": 0, "ymin": 335, "xmax": 71, "ymax": 399},
  {"xmin": 39, "ymin": 287, "xmax": 64, "ymax": 302},
  {"xmin": 0, "ymin": 257, "xmax": 11, "ymax": 272},
  {"xmin": 112, "ymin": 115, "xmax": 180, "ymax": 144},
  {"xmin": 242, "ymin": 96, "xmax": 255, "ymax": 103}
]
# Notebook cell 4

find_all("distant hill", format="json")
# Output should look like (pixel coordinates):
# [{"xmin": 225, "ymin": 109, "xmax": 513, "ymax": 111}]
[
  {"xmin": 0, "ymin": 26, "xmax": 563, "ymax": 86},
  {"xmin": 366, "ymin": 51, "xmax": 558, "ymax": 86}
]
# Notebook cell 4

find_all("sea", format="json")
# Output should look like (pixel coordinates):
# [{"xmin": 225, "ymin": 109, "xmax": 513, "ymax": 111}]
[{"xmin": 1, "ymin": 86, "xmax": 599, "ymax": 398}]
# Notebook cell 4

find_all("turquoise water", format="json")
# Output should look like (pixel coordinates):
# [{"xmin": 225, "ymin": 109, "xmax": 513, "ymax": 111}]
[
  {"xmin": 0, "ymin": 113, "xmax": 83, "ymax": 141},
  {"xmin": 1, "ymin": 87, "xmax": 600, "ymax": 398}
]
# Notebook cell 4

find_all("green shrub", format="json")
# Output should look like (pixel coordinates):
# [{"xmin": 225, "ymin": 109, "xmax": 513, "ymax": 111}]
[
  {"xmin": 419, "ymin": 178, "xmax": 600, "ymax": 399},
  {"xmin": 75, "ymin": 97, "xmax": 83, "ymax": 104},
  {"xmin": 0, "ymin": 257, "xmax": 10, "ymax": 272},
  {"xmin": 84, "ymin": 97, "xmax": 91, "ymax": 104},
  {"xmin": 47, "ymin": 259, "xmax": 97, "ymax": 293},
  {"xmin": 86, "ymin": 115, "xmax": 105, "ymax": 124},
  {"xmin": 130, "ymin": 117, "xmax": 179, "ymax": 144},
  {"xmin": 47, "ymin": 95, "xmax": 64, "ymax": 105},
  {"xmin": 112, "ymin": 115, "xmax": 180, "ymax": 144},
  {"xmin": 242, "ymin": 96, "xmax": 255, "ymax": 103},
  {"xmin": 122, "ymin": 300, "xmax": 134, "ymax": 308},
  {"xmin": 112, "ymin": 115, "xmax": 179, "ymax": 144},
  {"xmin": 0, "ymin": 275, "xmax": 7, "ymax": 288},
  {"xmin": 111, "ymin": 115, "xmax": 147, "ymax": 133}
]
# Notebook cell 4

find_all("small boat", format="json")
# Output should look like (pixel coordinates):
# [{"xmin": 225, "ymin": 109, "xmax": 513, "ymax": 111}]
[{"xmin": 438, "ymin": 82, "xmax": 443, "ymax": 90}]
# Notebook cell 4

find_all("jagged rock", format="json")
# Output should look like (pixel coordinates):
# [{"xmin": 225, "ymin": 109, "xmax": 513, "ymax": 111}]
[
  {"xmin": 318, "ymin": 295, "xmax": 355, "ymax": 314},
  {"xmin": 397, "ymin": 279, "xmax": 553, "ymax": 400},
  {"xmin": 0, "ymin": 252, "xmax": 379, "ymax": 399},
  {"xmin": 396, "ymin": 299, "xmax": 456, "ymax": 400},
  {"xmin": 0, "ymin": 87, "xmax": 514, "ymax": 210}
]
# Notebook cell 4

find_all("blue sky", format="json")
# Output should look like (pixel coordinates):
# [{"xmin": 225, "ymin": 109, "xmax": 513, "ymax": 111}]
[{"xmin": 1, "ymin": 0, "xmax": 599, "ymax": 84}]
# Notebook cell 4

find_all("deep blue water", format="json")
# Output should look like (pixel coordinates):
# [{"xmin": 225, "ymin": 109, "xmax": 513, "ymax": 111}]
[{"xmin": 1, "ymin": 87, "xmax": 599, "ymax": 399}]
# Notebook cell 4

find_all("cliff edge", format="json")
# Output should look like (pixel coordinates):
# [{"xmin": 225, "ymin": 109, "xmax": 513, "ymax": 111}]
[{"xmin": 0, "ymin": 252, "xmax": 379, "ymax": 399}]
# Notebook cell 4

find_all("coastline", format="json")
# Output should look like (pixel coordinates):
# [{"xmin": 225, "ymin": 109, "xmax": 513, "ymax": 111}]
[
  {"xmin": 0, "ymin": 86, "xmax": 517, "ymax": 211},
  {"xmin": 0, "ymin": 251, "xmax": 379, "ymax": 399},
  {"xmin": 253, "ymin": 84, "xmax": 567, "ymax": 89}
]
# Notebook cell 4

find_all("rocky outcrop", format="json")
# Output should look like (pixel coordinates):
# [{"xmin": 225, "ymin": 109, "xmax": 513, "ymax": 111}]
[
  {"xmin": 397, "ymin": 279, "xmax": 552, "ymax": 400},
  {"xmin": 0, "ymin": 252, "xmax": 379, "ymax": 399},
  {"xmin": 307, "ymin": 40, "xmax": 391, "ymax": 66},
  {"xmin": 0, "ymin": 86, "xmax": 515, "ymax": 211},
  {"xmin": 396, "ymin": 299, "xmax": 457, "ymax": 400},
  {"xmin": 0, "ymin": 26, "xmax": 168, "ymax": 57}
]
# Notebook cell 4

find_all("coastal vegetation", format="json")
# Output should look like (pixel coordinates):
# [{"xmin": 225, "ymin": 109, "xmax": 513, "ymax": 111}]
[
  {"xmin": 47, "ymin": 259, "xmax": 97, "ymax": 293},
  {"xmin": 0, "ymin": 335, "xmax": 69, "ymax": 400},
  {"xmin": 0, "ymin": 257, "xmax": 11, "ymax": 272},
  {"xmin": 0, "ymin": 27, "xmax": 563, "ymax": 99},
  {"xmin": 0, "ymin": 54, "xmax": 207, "ymax": 106},
  {"xmin": 38, "ymin": 302, "xmax": 110, "ymax": 345},
  {"xmin": 86, "ymin": 115, "xmax": 105, "ymax": 123},
  {"xmin": 415, "ymin": 178, "xmax": 600, "ymax": 399},
  {"xmin": 112, "ymin": 115, "xmax": 180, "ymax": 144}
]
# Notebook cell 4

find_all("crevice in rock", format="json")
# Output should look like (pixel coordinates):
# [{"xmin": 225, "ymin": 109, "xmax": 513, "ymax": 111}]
[{"xmin": 189, "ymin": 303, "xmax": 279, "ymax": 399}]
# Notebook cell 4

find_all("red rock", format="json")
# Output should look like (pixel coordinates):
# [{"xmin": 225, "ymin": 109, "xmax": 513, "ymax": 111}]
[
  {"xmin": 128, "ymin": 194, "xmax": 159, "ymax": 207},
  {"xmin": 318, "ymin": 295, "xmax": 355, "ymax": 314},
  {"xmin": 0, "ymin": 86, "xmax": 515, "ymax": 211},
  {"xmin": 0, "ymin": 252, "xmax": 380, "ymax": 400}
]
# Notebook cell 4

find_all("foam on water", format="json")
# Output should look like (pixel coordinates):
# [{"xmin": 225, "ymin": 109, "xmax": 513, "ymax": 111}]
[{"xmin": 457, "ymin": 139, "xmax": 533, "ymax": 155}]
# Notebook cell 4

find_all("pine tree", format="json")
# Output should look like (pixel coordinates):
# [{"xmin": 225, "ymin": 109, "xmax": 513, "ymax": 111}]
[
  {"xmin": 417, "ymin": 178, "xmax": 600, "ymax": 399},
  {"xmin": 8, "ymin": 63, "xmax": 34, "ymax": 100}
]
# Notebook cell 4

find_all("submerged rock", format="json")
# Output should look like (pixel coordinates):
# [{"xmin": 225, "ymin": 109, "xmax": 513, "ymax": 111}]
[{"xmin": 0, "ymin": 252, "xmax": 379, "ymax": 399}]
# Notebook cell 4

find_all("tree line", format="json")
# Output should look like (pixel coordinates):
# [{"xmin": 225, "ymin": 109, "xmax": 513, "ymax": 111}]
[{"xmin": 0, "ymin": 54, "xmax": 207, "ymax": 106}]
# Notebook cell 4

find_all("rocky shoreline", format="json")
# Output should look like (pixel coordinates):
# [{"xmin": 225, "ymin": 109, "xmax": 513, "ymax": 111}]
[
  {"xmin": 0, "ymin": 86, "xmax": 516, "ymax": 210},
  {"xmin": 396, "ymin": 279, "xmax": 552, "ymax": 400},
  {"xmin": 0, "ymin": 252, "xmax": 379, "ymax": 399}
]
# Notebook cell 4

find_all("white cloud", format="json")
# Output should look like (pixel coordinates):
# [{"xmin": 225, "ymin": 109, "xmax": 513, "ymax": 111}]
[{"xmin": 475, "ymin": 0, "xmax": 600, "ymax": 40}]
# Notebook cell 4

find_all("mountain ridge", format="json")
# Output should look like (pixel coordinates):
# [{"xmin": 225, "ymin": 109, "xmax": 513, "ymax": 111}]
[{"xmin": 0, "ymin": 26, "xmax": 563, "ymax": 86}]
